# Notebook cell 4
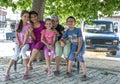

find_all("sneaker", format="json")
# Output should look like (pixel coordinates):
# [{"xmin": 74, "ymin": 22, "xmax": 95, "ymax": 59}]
[
  {"xmin": 5, "ymin": 75, "xmax": 10, "ymax": 81},
  {"xmin": 54, "ymin": 71, "xmax": 60, "ymax": 76},
  {"xmin": 29, "ymin": 66, "xmax": 33, "ymax": 70},
  {"xmin": 22, "ymin": 74, "xmax": 29, "ymax": 80},
  {"xmin": 80, "ymin": 75, "xmax": 87, "ymax": 81},
  {"xmin": 64, "ymin": 72, "xmax": 72, "ymax": 78}
]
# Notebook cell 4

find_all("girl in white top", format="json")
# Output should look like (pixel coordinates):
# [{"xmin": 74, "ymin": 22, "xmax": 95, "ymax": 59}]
[{"xmin": 5, "ymin": 10, "xmax": 31, "ymax": 80}]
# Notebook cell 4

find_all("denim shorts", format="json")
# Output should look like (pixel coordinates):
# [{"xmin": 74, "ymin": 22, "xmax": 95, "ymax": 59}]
[
  {"xmin": 68, "ymin": 44, "xmax": 84, "ymax": 62},
  {"xmin": 69, "ymin": 52, "xmax": 84, "ymax": 62}
]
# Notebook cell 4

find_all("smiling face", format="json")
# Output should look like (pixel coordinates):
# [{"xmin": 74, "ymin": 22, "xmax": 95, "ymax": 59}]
[
  {"xmin": 30, "ymin": 14, "xmax": 38, "ymax": 23},
  {"xmin": 21, "ymin": 13, "xmax": 29, "ymax": 23},
  {"xmin": 52, "ymin": 18, "xmax": 59, "ymax": 27},
  {"xmin": 66, "ymin": 18, "xmax": 76, "ymax": 28},
  {"xmin": 45, "ymin": 20, "xmax": 53, "ymax": 30}
]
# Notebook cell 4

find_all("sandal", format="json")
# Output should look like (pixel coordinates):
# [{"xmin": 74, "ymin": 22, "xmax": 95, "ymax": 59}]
[
  {"xmin": 45, "ymin": 68, "xmax": 48, "ymax": 73},
  {"xmin": 54, "ymin": 70, "xmax": 60, "ymax": 76},
  {"xmin": 22, "ymin": 74, "xmax": 29, "ymax": 80},
  {"xmin": 29, "ymin": 66, "xmax": 33, "ymax": 70},
  {"xmin": 80, "ymin": 75, "xmax": 87, "ymax": 81},
  {"xmin": 47, "ymin": 70, "xmax": 51, "ymax": 76},
  {"xmin": 5, "ymin": 75, "xmax": 10, "ymax": 81},
  {"xmin": 64, "ymin": 72, "xmax": 72, "ymax": 78}
]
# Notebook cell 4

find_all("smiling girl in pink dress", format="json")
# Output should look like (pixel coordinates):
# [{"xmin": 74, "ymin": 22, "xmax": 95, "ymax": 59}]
[{"xmin": 41, "ymin": 18, "xmax": 56, "ymax": 76}]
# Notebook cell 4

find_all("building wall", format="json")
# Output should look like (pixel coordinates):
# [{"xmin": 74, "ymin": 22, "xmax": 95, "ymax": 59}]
[{"xmin": 0, "ymin": 7, "xmax": 7, "ymax": 28}]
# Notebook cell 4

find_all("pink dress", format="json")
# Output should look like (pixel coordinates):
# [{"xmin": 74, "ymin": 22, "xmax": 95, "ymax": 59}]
[
  {"xmin": 41, "ymin": 29, "xmax": 56, "ymax": 58},
  {"xmin": 31, "ymin": 21, "xmax": 45, "ymax": 50},
  {"xmin": 15, "ymin": 23, "xmax": 31, "ymax": 44}
]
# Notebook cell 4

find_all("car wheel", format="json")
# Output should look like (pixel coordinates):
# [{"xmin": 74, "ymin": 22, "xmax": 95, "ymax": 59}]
[
  {"xmin": 12, "ymin": 37, "xmax": 16, "ymax": 42},
  {"xmin": 110, "ymin": 51, "xmax": 116, "ymax": 55}
]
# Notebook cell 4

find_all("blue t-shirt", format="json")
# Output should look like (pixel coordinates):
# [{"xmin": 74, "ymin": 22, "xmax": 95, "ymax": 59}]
[{"xmin": 62, "ymin": 28, "xmax": 85, "ymax": 54}]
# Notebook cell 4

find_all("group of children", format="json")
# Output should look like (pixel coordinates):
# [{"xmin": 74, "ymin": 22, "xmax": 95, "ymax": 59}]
[{"xmin": 4, "ymin": 10, "xmax": 87, "ymax": 81}]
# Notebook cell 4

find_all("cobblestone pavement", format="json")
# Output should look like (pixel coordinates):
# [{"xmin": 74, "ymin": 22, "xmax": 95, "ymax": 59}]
[{"xmin": 0, "ymin": 57, "xmax": 120, "ymax": 84}]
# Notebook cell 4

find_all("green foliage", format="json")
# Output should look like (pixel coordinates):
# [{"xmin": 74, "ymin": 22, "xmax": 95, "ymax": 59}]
[
  {"xmin": 45, "ymin": 0, "xmax": 120, "ymax": 26},
  {"xmin": 0, "ymin": 0, "xmax": 32, "ymax": 12},
  {"xmin": 1, "ymin": 0, "xmax": 120, "ymax": 26}
]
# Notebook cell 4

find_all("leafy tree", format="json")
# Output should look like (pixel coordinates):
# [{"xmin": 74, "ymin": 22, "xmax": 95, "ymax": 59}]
[
  {"xmin": 45, "ymin": 0, "xmax": 120, "ymax": 25},
  {"xmin": 1, "ymin": 0, "xmax": 120, "ymax": 25}
]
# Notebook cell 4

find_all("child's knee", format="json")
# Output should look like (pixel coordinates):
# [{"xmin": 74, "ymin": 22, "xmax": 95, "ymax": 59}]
[
  {"xmin": 11, "ymin": 56, "xmax": 17, "ymax": 61},
  {"xmin": 22, "ymin": 56, "xmax": 29, "ymax": 60}
]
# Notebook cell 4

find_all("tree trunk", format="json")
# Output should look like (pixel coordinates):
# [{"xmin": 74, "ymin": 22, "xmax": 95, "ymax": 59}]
[
  {"xmin": 32, "ymin": 0, "xmax": 46, "ymax": 61},
  {"xmin": 32, "ymin": 0, "xmax": 46, "ymax": 20}
]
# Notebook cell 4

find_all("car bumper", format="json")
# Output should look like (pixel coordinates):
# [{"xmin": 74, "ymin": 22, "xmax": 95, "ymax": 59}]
[{"xmin": 86, "ymin": 45, "xmax": 119, "ymax": 52}]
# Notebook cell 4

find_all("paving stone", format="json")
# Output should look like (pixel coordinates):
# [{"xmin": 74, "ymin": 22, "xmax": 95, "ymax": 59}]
[{"xmin": 0, "ymin": 57, "xmax": 120, "ymax": 84}]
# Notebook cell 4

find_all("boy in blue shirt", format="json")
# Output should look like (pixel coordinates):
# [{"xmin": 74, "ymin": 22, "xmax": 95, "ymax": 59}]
[{"xmin": 60, "ymin": 16, "xmax": 87, "ymax": 81}]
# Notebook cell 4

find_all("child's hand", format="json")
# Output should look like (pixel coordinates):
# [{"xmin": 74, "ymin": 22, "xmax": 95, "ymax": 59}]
[
  {"xmin": 60, "ymin": 41, "xmax": 65, "ymax": 47},
  {"xmin": 74, "ymin": 51, "xmax": 79, "ymax": 56},
  {"xmin": 58, "ymin": 41, "xmax": 61, "ymax": 45},
  {"xmin": 20, "ymin": 44, "xmax": 25, "ymax": 49},
  {"xmin": 49, "ymin": 44, "xmax": 53, "ymax": 49},
  {"xmin": 28, "ymin": 28, "xmax": 33, "ymax": 34},
  {"xmin": 47, "ymin": 44, "xmax": 51, "ymax": 50},
  {"xmin": 18, "ymin": 43, "xmax": 21, "ymax": 49},
  {"xmin": 19, "ymin": 44, "xmax": 24, "ymax": 49}
]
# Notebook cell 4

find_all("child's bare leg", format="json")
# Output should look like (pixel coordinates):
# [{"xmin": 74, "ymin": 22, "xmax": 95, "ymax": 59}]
[
  {"xmin": 67, "ymin": 60, "xmax": 73, "ymax": 72},
  {"xmin": 65, "ymin": 58, "xmax": 68, "ymax": 71},
  {"xmin": 80, "ymin": 62, "xmax": 87, "ymax": 81},
  {"xmin": 23, "ymin": 59, "xmax": 29, "ymax": 75},
  {"xmin": 6, "ymin": 60, "xmax": 15, "ymax": 75},
  {"xmin": 55, "ymin": 56, "xmax": 61, "ymax": 71},
  {"xmin": 80, "ymin": 62, "xmax": 87, "ymax": 75},
  {"xmin": 45, "ymin": 57, "xmax": 51, "ymax": 76},
  {"xmin": 50, "ymin": 57, "xmax": 53, "ymax": 64},
  {"xmin": 27, "ymin": 49, "xmax": 39, "ymax": 67}
]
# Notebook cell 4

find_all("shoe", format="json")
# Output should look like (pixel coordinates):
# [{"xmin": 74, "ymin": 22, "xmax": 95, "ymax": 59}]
[
  {"xmin": 5, "ymin": 75, "xmax": 10, "ymax": 81},
  {"xmin": 64, "ymin": 72, "xmax": 72, "ymax": 78},
  {"xmin": 22, "ymin": 74, "xmax": 29, "ymax": 80},
  {"xmin": 80, "ymin": 75, "xmax": 87, "ymax": 81},
  {"xmin": 45, "ymin": 68, "xmax": 48, "ymax": 73},
  {"xmin": 29, "ymin": 66, "xmax": 33, "ymax": 70},
  {"xmin": 54, "ymin": 70, "xmax": 60, "ymax": 76}
]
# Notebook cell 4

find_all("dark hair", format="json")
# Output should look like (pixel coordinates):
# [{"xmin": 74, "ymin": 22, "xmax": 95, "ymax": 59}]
[
  {"xmin": 29, "ymin": 11, "xmax": 38, "ymax": 24},
  {"xmin": 51, "ymin": 14, "xmax": 59, "ymax": 22},
  {"xmin": 29, "ymin": 11, "xmax": 38, "ymax": 18},
  {"xmin": 16, "ymin": 10, "xmax": 29, "ymax": 32},
  {"xmin": 45, "ymin": 18, "xmax": 52, "ymax": 23},
  {"xmin": 66, "ymin": 16, "xmax": 76, "ymax": 22}
]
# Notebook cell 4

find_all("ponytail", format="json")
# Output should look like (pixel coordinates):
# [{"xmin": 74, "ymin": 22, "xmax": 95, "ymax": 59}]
[
  {"xmin": 16, "ymin": 19, "xmax": 23, "ymax": 32},
  {"xmin": 16, "ymin": 10, "xmax": 29, "ymax": 32}
]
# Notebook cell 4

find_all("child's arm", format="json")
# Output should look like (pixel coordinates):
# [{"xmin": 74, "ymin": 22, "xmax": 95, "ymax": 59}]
[
  {"xmin": 41, "ymin": 34, "xmax": 48, "ymax": 47},
  {"xmin": 75, "ymin": 36, "xmax": 82, "ymax": 55},
  {"xmin": 23, "ymin": 31, "xmax": 29, "ymax": 45},
  {"xmin": 59, "ymin": 38, "xmax": 67, "ymax": 47},
  {"xmin": 51, "ymin": 32, "xmax": 56, "ymax": 47},
  {"xmin": 28, "ymin": 28, "xmax": 36, "ymax": 40},
  {"xmin": 59, "ymin": 29, "xmax": 68, "ymax": 46},
  {"xmin": 16, "ymin": 32, "xmax": 21, "ymax": 48},
  {"xmin": 60, "ymin": 38, "xmax": 67, "ymax": 42}
]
